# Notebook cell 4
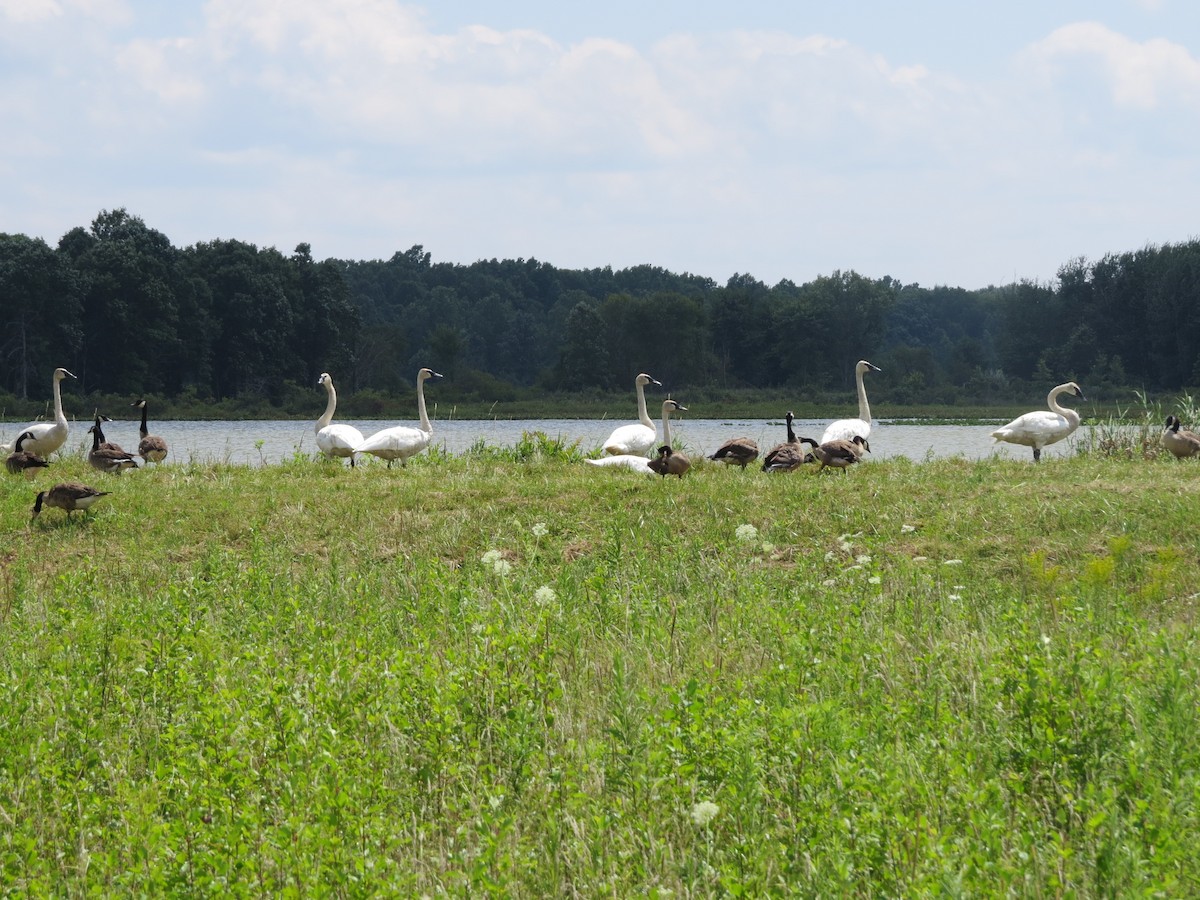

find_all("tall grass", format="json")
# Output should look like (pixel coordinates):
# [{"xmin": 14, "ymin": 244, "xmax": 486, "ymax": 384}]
[{"xmin": 2, "ymin": 442, "xmax": 1199, "ymax": 895}]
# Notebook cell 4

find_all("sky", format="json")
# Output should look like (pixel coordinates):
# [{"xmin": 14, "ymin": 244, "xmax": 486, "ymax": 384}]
[{"xmin": 2, "ymin": 0, "xmax": 1198, "ymax": 290}]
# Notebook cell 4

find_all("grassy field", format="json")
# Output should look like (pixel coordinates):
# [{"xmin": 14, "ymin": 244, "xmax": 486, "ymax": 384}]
[{"xmin": 2, "ymin": 438, "xmax": 1199, "ymax": 895}]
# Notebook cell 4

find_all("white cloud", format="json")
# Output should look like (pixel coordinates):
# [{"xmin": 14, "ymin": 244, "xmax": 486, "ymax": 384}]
[{"xmin": 1026, "ymin": 21, "xmax": 1200, "ymax": 109}]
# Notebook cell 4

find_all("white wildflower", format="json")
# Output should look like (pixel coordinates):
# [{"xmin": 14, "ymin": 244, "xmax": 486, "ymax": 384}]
[
  {"xmin": 761, "ymin": 542, "xmax": 776, "ymax": 555},
  {"xmin": 846, "ymin": 564, "xmax": 863, "ymax": 572},
  {"xmin": 735, "ymin": 523, "xmax": 758, "ymax": 542},
  {"xmin": 913, "ymin": 556, "xmax": 928, "ymax": 562},
  {"xmin": 839, "ymin": 540, "xmax": 853, "ymax": 554},
  {"xmin": 534, "ymin": 585, "xmax": 557, "ymax": 606},
  {"xmin": 943, "ymin": 559, "xmax": 964, "ymax": 566},
  {"xmin": 531, "ymin": 522, "xmax": 549, "ymax": 538},
  {"xmin": 901, "ymin": 524, "xmax": 916, "ymax": 534},
  {"xmin": 1042, "ymin": 634, "xmax": 1051, "ymax": 646},
  {"xmin": 481, "ymin": 549, "xmax": 503, "ymax": 565},
  {"xmin": 824, "ymin": 551, "xmax": 836, "ymax": 562},
  {"xmin": 492, "ymin": 559, "xmax": 513, "ymax": 576},
  {"xmin": 856, "ymin": 554, "xmax": 872, "ymax": 565},
  {"xmin": 690, "ymin": 800, "xmax": 720, "ymax": 826},
  {"xmin": 948, "ymin": 594, "xmax": 962, "ymax": 602},
  {"xmin": 868, "ymin": 576, "xmax": 882, "ymax": 585},
  {"xmin": 822, "ymin": 578, "xmax": 837, "ymax": 587}
]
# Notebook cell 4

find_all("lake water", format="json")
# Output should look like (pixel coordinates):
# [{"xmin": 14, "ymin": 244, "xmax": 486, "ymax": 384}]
[{"xmin": 20, "ymin": 417, "xmax": 1084, "ymax": 466}]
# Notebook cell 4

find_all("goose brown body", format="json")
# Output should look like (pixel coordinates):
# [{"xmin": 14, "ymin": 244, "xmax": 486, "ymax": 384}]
[
  {"xmin": 32, "ymin": 481, "xmax": 110, "ymax": 518},
  {"xmin": 799, "ymin": 435, "xmax": 870, "ymax": 473},
  {"xmin": 88, "ymin": 423, "xmax": 138, "ymax": 474},
  {"xmin": 708, "ymin": 436, "xmax": 759, "ymax": 469},
  {"xmin": 5, "ymin": 431, "xmax": 50, "ymax": 479},
  {"xmin": 648, "ymin": 444, "xmax": 690, "ymax": 478},
  {"xmin": 1163, "ymin": 416, "xmax": 1200, "ymax": 459}
]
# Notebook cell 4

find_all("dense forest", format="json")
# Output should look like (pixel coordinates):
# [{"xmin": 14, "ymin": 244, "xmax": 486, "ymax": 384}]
[{"xmin": 2, "ymin": 208, "xmax": 1198, "ymax": 412}]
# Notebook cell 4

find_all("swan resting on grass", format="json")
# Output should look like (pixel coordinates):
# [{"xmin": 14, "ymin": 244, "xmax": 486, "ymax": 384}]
[
  {"xmin": 992, "ymin": 381, "xmax": 1084, "ymax": 461},
  {"xmin": 588, "ymin": 399, "xmax": 687, "ymax": 473},
  {"xmin": 602, "ymin": 373, "xmax": 662, "ymax": 456}
]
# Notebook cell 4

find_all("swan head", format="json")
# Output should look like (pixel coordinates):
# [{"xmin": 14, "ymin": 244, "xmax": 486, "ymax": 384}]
[
  {"xmin": 53, "ymin": 368, "xmax": 77, "ymax": 382},
  {"xmin": 663, "ymin": 399, "xmax": 688, "ymax": 414},
  {"xmin": 318, "ymin": 373, "xmax": 333, "ymax": 387},
  {"xmin": 635, "ymin": 373, "xmax": 662, "ymax": 388},
  {"xmin": 418, "ymin": 368, "xmax": 443, "ymax": 382},
  {"xmin": 1066, "ymin": 381, "xmax": 1084, "ymax": 400},
  {"xmin": 856, "ymin": 360, "xmax": 881, "ymax": 375}
]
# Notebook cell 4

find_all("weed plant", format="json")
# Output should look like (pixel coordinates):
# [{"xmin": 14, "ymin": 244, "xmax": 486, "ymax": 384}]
[{"xmin": 2, "ymin": 438, "xmax": 1199, "ymax": 895}]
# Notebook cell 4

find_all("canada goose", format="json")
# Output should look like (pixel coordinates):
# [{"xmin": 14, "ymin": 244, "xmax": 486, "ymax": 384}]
[
  {"xmin": 821, "ymin": 360, "xmax": 881, "ymax": 444},
  {"xmin": 602, "ymin": 373, "xmax": 662, "ymax": 456},
  {"xmin": 356, "ymin": 368, "xmax": 442, "ymax": 467},
  {"xmin": 314, "ymin": 374, "xmax": 363, "ymax": 467},
  {"xmin": 1163, "ymin": 415, "xmax": 1200, "ymax": 459},
  {"xmin": 992, "ymin": 382, "xmax": 1085, "ymax": 461},
  {"xmin": 799, "ymin": 435, "xmax": 870, "ymax": 473},
  {"xmin": 708, "ymin": 436, "xmax": 759, "ymax": 470},
  {"xmin": 32, "ymin": 481, "xmax": 110, "ymax": 519},
  {"xmin": 648, "ymin": 444, "xmax": 690, "ymax": 479},
  {"xmin": 2, "ymin": 367, "xmax": 76, "ymax": 457},
  {"xmin": 761, "ymin": 412, "xmax": 810, "ymax": 473},
  {"xmin": 87, "ymin": 423, "xmax": 138, "ymax": 474},
  {"xmin": 92, "ymin": 413, "xmax": 123, "ymax": 452},
  {"xmin": 131, "ymin": 399, "xmax": 168, "ymax": 463},
  {"xmin": 586, "ymin": 398, "xmax": 687, "ymax": 473},
  {"xmin": 5, "ymin": 431, "xmax": 50, "ymax": 479}
]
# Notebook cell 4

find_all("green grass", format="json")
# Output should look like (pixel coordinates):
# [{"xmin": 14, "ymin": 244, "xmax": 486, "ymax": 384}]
[{"xmin": 3, "ymin": 444, "xmax": 1200, "ymax": 895}]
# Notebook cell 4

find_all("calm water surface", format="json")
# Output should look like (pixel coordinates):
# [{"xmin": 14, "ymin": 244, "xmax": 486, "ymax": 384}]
[{"xmin": 26, "ymin": 417, "xmax": 1084, "ymax": 466}]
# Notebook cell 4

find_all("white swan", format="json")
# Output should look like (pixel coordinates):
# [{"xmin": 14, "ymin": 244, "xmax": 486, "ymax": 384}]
[
  {"xmin": 821, "ymin": 360, "xmax": 881, "ymax": 444},
  {"xmin": 315, "ymin": 373, "xmax": 364, "ymax": 467},
  {"xmin": 992, "ymin": 381, "xmax": 1085, "ymax": 461},
  {"xmin": 587, "ymin": 398, "xmax": 686, "ymax": 473},
  {"xmin": 602, "ymin": 373, "xmax": 662, "ymax": 456},
  {"xmin": 3, "ymin": 367, "xmax": 76, "ymax": 457},
  {"xmin": 356, "ymin": 368, "xmax": 442, "ymax": 467}
]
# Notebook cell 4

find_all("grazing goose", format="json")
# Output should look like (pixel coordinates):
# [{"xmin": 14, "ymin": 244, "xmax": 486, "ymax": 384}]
[
  {"xmin": 356, "ymin": 368, "xmax": 442, "ymax": 467},
  {"xmin": 314, "ymin": 373, "xmax": 363, "ymax": 467},
  {"xmin": 2, "ymin": 367, "xmax": 76, "ymax": 457},
  {"xmin": 6, "ymin": 431, "xmax": 50, "ymax": 479},
  {"xmin": 602, "ymin": 373, "xmax": 662, "ymax": 456},
  {"xmin": 992, "ymin": 381, "xmax": 1085, "ymax": 461},
  {"xmin": 87, "ymin": 423, "xmax": 138, "ymax": 474},
  {"xmin": 821, "ymin": 360, "xmax": 881, "ymax": 444},
  {"xmin": 131, "ymin": 399, "xmax": 169, "ymax": 463},
  {"xmin": 32, "ymin": 482, "xmax": 110, "ymax": 519},
  {"xmin": 1163, "ymin": 415, "xmax": 1200, "ymax": 459},
  {"xmin": 587, "ymin": 398, "xmax": 687, "ymax": 473},
  {"xmin": 708, "ymin": 436, "xmax": 759, "ymax": 470},
  {"xmin": 761, "ymin": 412, "xmax": 810, "ymax": 473},
  {"xmin": 648, "ymin": 444, "xmax": 690, "ymax": 479},
  {"xmin": 799, "ymin": 435, "xmax": 870, "ymax": 474}
]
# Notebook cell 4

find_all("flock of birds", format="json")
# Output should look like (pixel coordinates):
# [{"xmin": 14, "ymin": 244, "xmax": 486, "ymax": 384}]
[{"xmin": 6, "ymin": 357, "xmax": 1192, "ymax": 521}]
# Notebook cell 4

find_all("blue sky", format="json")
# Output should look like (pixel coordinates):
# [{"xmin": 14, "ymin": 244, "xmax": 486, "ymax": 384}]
[{"xmin": 2, "ymin": 0, "xmax": 1197, "ymax": 289}]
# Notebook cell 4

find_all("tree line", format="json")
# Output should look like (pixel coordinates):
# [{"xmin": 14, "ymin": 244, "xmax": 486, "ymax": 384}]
[{"xmin": 3, "ymin": 208, "xmax": 1199, "ymax": 409}]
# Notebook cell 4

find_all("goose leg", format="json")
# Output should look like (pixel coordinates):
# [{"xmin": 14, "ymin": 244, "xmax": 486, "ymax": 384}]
[{"xmin": 1032, "ymin": 447, "xmax": 1041, "ymax": 462}]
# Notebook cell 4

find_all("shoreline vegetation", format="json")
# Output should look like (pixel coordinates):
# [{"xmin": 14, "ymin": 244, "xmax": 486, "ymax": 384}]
[
  {"xmin": 2, "ymin": 430, "xmax": 1199, "ymax": 893},
  {"xmin": 1, "ymin": 386, "xmax": 1193, "ymax": 426}
]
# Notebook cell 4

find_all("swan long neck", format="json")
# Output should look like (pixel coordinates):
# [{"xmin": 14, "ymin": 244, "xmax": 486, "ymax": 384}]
[
  {"xmin": 52, "ymin": 373, "xmax": 66, "ymax": 427},
  {"xmin": 317, "ymin": 381, "xmax": 336, "ymax": 431},
  {"xmin": 855, "ymin": 367, "xmax": 872, "ymax": 423},
  {"xmin": 1047, "ymin": 385, "xmax": 1080, "ymax": 423},
  {"xmin": 416, "ymin": 374, "xmax": 432, "ymax": 433},
  {"xmin": 662, "ymin": 405, "xmax": 673, "ymax": 446},
  {"xmin": 636, "ymin": 380, "xmax": 653, "ymax": 430}
]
